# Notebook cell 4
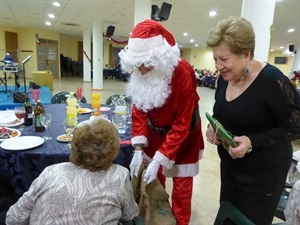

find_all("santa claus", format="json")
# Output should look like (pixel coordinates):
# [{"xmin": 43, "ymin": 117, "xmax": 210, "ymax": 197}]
[{"xmin": 119, "ymin": 19, "xmax": 204, "ymax": 225}]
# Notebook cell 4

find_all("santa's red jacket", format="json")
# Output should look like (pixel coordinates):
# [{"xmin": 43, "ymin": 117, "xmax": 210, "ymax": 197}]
[{"xmin": 131, "ymin": 59, "xmax": 205, "ymax": 177}]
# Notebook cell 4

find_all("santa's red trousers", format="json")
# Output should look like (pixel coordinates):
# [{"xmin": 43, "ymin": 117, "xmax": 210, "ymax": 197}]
[{"xmin": 158, "ymin": 169, "xmax": 193, "ymax": 225}]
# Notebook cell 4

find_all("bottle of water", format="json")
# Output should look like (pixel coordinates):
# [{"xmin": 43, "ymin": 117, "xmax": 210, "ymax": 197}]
[{"xmin": 66, "ymin": 92, "xmax": 77, "ymax": 122}]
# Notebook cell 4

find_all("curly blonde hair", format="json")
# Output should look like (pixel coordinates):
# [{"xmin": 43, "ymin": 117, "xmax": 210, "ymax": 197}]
[
  {"xmin": 70, "ymin": 118, "xmax": 120, "ymax": 171},
  {"xmin": 206, "ymin": 16, "xmax": 255, "ymax": 59}
]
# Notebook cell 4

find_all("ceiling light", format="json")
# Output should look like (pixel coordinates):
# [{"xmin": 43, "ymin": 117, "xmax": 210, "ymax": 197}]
[
  {"xmin": 45, "ymin": 21, "xmax": 52, "ymax": 26},
  {"xmin": 209, "ymin": 11, "xmax": 217, "ymax": 17},
  {"xmin": 280, "ymin": 46, "xmax": 284, "ymax": 49},
  {"xmin": 190, "ymin": 39, "xmax": 194, "ymax": 43},
  {"xmin": 183, "ymin": 32, "xmax": 188, "ymax": 36},
  {"xmin": 195, "ymin": 44, "xmax": 198, "ymax": 47},
  {"xmin": 270, "ymin": 49, "xmax": 274, "ymax": 52},
  {"xmin": 287, "ymin": 28, "xmax": 295, "ymax": 33},
  {"xmin": 53, "ymin": 2, "xmax": 60, "ymax": 7},
  {"xmin": 48, "ymin": 14, "xmax": 55, "ymax": 19}
]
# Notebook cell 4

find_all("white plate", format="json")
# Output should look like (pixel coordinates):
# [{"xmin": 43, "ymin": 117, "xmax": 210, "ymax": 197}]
[
  {"xmin": 77, "ymin": 120, "xmax": 90, "ymax": 127},
  {"xmin": 77, "ymin": 108, "xmax": 92, "ymax": 114},
  {"xmin": 0, "ymin": 110, "xmax": 21, "ymax": 127},
  {"xmin": 0, "ymin": 136, "xmax": 44, "ymax": 151},
  {"xmin": 57, "ymin": 134, "xmax": 72, "ymax": 142},
  {"xmin": 100, "ymin": 107, "xmax": 111, "ymax": 112},
  {"xmin": 0, "ymin": 120, "xmax": 22, "ymax": 128},
  {"xmin": 0, "ymin": 128, "xmax": 21, "ymax": 142}
]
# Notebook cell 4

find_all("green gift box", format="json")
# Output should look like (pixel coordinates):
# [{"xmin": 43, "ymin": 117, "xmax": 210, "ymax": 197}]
[{"xmin": 205, "ymin": 112, "xmax": 237, "ymax": 150}]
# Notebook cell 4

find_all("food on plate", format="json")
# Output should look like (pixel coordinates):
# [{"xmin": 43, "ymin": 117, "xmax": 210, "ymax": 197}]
[
  {"xmin": 77, "ymin": 108, "xmax": 88, "ymax": 113},
  {"xmin": 57, "ymin": 134, "xmax": 73, "ymax": 142},
  {"xmin": 0, "ymin": 127, "xmax": 18, "ymax": 139}
]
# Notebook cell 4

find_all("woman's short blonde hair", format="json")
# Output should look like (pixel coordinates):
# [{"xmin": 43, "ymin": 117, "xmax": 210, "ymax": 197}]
[
  {"xmin": 206, "ymin": 16, "xmax": 255, "ymax": 59},
  {"xmin": 70, "ymin": 118, "xmax": 120, "ymax": 171}
]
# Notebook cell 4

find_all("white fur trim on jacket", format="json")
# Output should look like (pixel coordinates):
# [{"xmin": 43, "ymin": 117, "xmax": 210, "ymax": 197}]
[
  {"xmin": 152, "ymin": 151, "xmax": 175, "ymax": 169},
  {"xmin": 131, "ymin": 136, "xmax": 148, "ymax": 147},
  {"xmin": 150, "ymin": 149, "xmax": 204, "ymax": 177}
]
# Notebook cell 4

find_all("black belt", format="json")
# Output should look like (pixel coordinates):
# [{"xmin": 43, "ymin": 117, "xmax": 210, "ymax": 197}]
[{"xmin": 148, "ymin": 108, "xmax": 200, "ymax": 136}]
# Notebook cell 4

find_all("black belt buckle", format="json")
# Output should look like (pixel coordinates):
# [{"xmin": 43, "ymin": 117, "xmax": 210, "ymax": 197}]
[{"xmin": 154, "ymin": 126, "xmax": 168, "ymax": 136}]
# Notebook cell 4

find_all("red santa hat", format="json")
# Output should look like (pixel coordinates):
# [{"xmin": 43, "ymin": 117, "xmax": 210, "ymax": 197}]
[{"xmin": 125, "ymin": 19, "xmax": 179, "ymax": 57}]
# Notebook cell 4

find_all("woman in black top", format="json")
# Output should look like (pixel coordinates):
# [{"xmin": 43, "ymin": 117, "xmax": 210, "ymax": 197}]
[{"xmin": 205, "ymin": 16, "xmax": 300, "ymax": 224}]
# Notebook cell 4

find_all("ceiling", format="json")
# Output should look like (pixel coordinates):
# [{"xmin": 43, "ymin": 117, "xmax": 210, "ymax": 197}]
[{"xmin": 0, "ymin": 0, "xmax": 299, "ymax": 52}]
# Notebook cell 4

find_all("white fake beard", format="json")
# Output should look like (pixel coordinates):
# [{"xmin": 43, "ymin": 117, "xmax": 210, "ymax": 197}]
[{"xmin": 126, "ymin": 67, "xmax": 174, "ymax": 112}]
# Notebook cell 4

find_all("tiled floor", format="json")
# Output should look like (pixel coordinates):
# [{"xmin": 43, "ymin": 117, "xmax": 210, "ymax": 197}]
[{"xmin": 14, "ymin": 75, "xmax": 289, "ymax": 224}]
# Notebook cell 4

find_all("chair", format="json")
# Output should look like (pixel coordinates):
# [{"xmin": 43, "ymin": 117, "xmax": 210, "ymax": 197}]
[
  {"xmin": 105, "ymin": 94, "xmax": 131, "ymax": 106},
  {"xmin": 274, "ymin": 182, "xmax": 293, "ymax": 221},
  {"xmin": 214, "ymin": 201, "xmax": 289, "ymax": 225},
  {"xmin": 50, "ymin": 92, "xmax": 87, "ymax": 104},
  {"xmin": 119, "ymin": 216, "xmax": 145, "ymax": 225},
  {"xmin": 275, "ymin": 159, "xmax": 300, "ymax": 221}
]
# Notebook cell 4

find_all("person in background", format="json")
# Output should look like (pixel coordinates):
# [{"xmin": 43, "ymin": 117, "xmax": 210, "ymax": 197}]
[
  {"xmin": 6, "ymin": 118, "xmax": 138, "ymax": 225},
  {"xmin": 119, "ymin": 19, "xmax": 204, "ymax": 225},
  {"xmin": 205, "ymin": 16, "xmax": 300, "ymax": 224}
]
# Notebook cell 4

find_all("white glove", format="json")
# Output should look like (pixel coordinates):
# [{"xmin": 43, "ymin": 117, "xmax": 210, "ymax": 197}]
[
  {"xmin": 129, "ymin": 150, "xmax": 143, "ymax": 178},
  {"xmin": 144, "ymin": 160, "xmax": 160, "ymax": 184}
]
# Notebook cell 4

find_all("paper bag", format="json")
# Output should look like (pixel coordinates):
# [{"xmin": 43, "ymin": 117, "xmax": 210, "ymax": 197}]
[{"xmin": 131, "ymin": 162, "xmax": 176, "ymax": 225}]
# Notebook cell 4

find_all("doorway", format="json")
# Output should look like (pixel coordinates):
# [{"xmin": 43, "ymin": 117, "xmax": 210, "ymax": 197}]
[{"xmin": 36, "ymin": 39, "xmax": 59, "ymax": 77}]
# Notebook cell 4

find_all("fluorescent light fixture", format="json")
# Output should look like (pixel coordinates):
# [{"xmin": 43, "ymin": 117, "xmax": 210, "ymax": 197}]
[
  {"xmin": 195, "ymin": 44, "xmax": 198, "ymax": 47},
  {"xmin": 53, "ymin": 2, "xmax": 60, "ymax": 7},
  {"xmin": 190, "ymin": 39, "xmax": 194, "ymax": 43},
  {"xmin": 45, "ymin": 21, "xmax": 52, "ymax": 26},
  {"xmin": 280, "ymin": 46, "xmax": 284, "ymax": 49},
  {"xmin": 48, "ymin": 13, "xmax": 55, "ymax": 18},
  {"xmin": 183, "ymin": 32, "xmax": 188, "ymax": 36},
  {"xmin": 209, "ymin": 11, "xmax": 217, "ymax": 17},
  {"xmin": 288, "ymin": 28, "xmax": 295, "ymax": 33}
]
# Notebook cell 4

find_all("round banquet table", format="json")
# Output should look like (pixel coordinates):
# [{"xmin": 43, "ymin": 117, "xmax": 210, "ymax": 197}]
[{"xmin": 0, "ymin": 103, "xmax": 133, "ymax": 199}]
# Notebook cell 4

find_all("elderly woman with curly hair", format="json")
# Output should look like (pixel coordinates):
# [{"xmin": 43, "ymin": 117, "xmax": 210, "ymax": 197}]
[{"xmin": 6, "ymin": 118, "xmax": 138, "ymax": 225}]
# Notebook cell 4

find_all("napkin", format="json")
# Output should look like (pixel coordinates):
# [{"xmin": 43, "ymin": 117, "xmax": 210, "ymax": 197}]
[{"xmin": 0, "ymin": 110, "xmax": 18, "ymax": 125}]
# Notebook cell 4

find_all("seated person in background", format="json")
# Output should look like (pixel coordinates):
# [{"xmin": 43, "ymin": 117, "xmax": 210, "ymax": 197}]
[{"xmin": 6, "ymin": 118, "xmax": 139, "ymax": 225}]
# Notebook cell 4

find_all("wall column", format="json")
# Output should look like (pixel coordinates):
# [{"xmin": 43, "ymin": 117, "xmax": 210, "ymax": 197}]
[
  {"xmin": 134, "ymin": 0, "xmax": 151, "ymax": 26},
  {"xmin": 92, "ymin": 20, "xmax": 103, "ymax": 90},
  {"xmin": 292, "ymin": 43, "xmax": 300, "ymax": 71},
  {"xmin": 83, "ymin": 29, "xmax": 91, "ymax": 82},
  {"xmin": 241, "ymin": 0, "xmax": 276, "ymax": 62}
]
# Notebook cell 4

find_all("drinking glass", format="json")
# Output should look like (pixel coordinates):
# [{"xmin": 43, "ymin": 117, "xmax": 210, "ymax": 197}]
[
  {"xmin": 76, "ymin": 87, "xmax": 83, "ymax": 107},
  {"xmin": 63, "ymin": 118, "xmax": 77, "ymax": 148},
  {"xmin": 14, "ymin": 106, "xmax": 26, "ymax": 131},
  {"xmin": 40, "ymin": 113, "xmax": 52, "ymax": 140},
  {"xmin": 112, "ymin": 114, "xmax": 127, "ymax": 134}
]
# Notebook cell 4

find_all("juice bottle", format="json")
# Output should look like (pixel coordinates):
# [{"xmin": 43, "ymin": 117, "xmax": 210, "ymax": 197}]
[
  {"xmin": 92, "ymin": 91, "xmax": 101, "ymax": 116},
  {"xmin": 66, "ymin": 92, "xmax": 77, "ymax": 122}
]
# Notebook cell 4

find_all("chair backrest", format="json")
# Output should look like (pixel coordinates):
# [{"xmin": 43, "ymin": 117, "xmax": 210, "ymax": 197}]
[
  {"xmin": 213, "ymin": 201, "xmax": 255, "ymax": 225},
  {"xmin": 105, "ymin": 94, "xmax": 131, "ymax": 106},
  {"xmin": 51, "ymin": 92, "xmax": 69, "ymax": 104},
  {"xmin": 51, "ymin": 92, "xmax": 87, "ymax": 104}
]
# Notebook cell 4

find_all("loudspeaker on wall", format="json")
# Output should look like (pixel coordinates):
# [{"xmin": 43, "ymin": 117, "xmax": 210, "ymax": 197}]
[
  {"xmin": 151, "ymin": 5, "xmax": 160, "ymax": 19},
  {"xmin": 289, "ymin": 44, "xmax": 295, "ymax": 53},
  {"xmin": 159, "ymin": 2, "xmax": 172, "ymax": 21},
  {"xmin": 106, "ymin": 26, "xmax": 115, "ymax": 37}
]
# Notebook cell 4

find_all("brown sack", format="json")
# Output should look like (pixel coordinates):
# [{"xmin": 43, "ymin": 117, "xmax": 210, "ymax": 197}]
[{"xmin": 131, "ymin": 162, "xmax": 176, "ymax": 225}]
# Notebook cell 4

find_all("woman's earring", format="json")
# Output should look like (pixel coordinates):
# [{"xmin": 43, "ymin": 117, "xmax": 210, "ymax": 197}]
[{"xmin": 243, "ymin": 67, "xmax": 249, "ymax": 76}]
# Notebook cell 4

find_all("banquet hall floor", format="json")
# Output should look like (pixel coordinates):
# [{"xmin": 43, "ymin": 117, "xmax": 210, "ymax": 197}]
[{"xmin": 9, "ymin": 76, "xmax": 288, "ymax": 224}]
